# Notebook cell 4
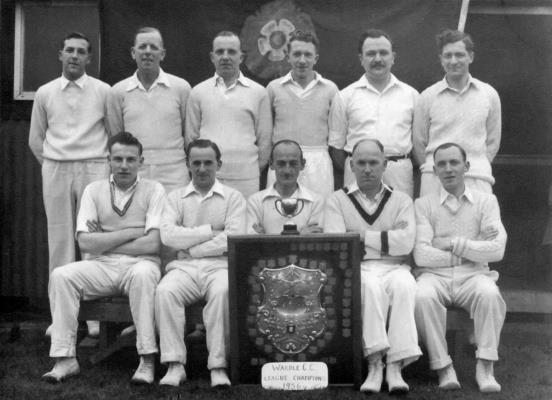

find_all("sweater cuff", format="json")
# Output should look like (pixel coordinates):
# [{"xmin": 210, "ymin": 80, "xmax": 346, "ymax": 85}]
[{"xmin": 380, "ymin": 231, "xmax": 389, "ymax": 255}]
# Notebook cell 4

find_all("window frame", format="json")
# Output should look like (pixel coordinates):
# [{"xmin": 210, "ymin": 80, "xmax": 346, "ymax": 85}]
[{"xmin": 13, "ymin": 0, "xmax": 100, "ymax": 101}]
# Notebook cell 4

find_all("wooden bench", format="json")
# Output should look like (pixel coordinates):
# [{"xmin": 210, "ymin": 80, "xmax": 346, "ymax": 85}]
[
  {"xmin": 445, "ymin": 278, "xmax": 552, "ymax": 358},
  {"xmin": 78, "ymin": 297, "xmax": 205, "ymax": 364},
  {"xmin": 78, "ymin": 277, "xmax": 552, "ymax": 364}
]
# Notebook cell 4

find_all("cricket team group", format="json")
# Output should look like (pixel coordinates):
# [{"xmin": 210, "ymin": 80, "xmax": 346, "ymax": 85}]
[{"xmin": 30, "ymin": 24, "xmax": 506, "ymax": 394}]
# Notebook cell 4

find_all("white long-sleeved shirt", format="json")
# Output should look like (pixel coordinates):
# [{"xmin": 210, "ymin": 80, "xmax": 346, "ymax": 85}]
[
  {"xmin": 29, "ymin": 74, "xmax": 110, "ymax": 163},
  {"xmin": 160, "ymin": 180, "xmax": 246, "ymax": 269},
  {"xmin": 414, "ymin": 186, "xmax": 507, "ymax": 280},
  {"xmin": 328, "ymin": 74, "xmax": 418, "ymax": 155},
  {"xmin": 246, "ymin": 183, "xmax": 324, "ymax": 234}
]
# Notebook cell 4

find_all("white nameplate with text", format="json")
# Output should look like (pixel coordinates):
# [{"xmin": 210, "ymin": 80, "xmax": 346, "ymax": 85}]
[{"xmin": 261, "ymin": 362, "xmax": 328, "ymax": 390}]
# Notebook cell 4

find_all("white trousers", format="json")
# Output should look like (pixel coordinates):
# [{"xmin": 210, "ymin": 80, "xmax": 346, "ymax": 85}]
[
  {"xmin": 267, "ymin": 147, "xmax": 334, "ymax": 197},
  {"xmin": 48, "ymin": 255, "xmax": 161, "ymax": 358},
  {"xmin": 415, "ymin": 272, "xmax": 506, "ymax": 370},
  {"xmin": 361, "ymin": 267, "xmax": 421, "ymax": 365},
  {"xmin": 140, "ymin": 161, "xmax": 190, "ymax": 194},
  {"xmin": 420, "ymin": 173, "xmax": 492, "ymax": 197},
  {"xmin": 42, "ymin": 160, "xmax": 109, "ymax": 272},
  {"xmin": 345, "ymin": 157, "xmax": 413, "ymax": 198},
  {"xmin": 156, "ymin": 263, "xmax": 229, "ymax": 369},
  {"xmin": 218, "ymin": 176, "xmax": 259, "ymax": 199}
]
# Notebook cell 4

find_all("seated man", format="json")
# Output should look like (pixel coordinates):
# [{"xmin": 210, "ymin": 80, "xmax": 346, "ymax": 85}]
[
  {"xmin": 324, "ymin": 139, "xmax": 421, "ymax": 393},
  {"xmin": 414, "ymin": 142, "xmax": 507, "ymax": 393},
  {"xmin": 156, "ymin": 139, "xmax": 246, "ymax": 387},
  {"xmin": 42, "ymin": 132, "xmax": 166, "ymax": 383},
  {"xmin": 247, "ymin": 139, "xmax": 324, "ymax": 234}
]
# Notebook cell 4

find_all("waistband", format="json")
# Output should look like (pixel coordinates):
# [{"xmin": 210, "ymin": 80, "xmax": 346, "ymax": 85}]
[{"xmin": 301, "ymin": 145, "xmax": 328, "ymax": 152}]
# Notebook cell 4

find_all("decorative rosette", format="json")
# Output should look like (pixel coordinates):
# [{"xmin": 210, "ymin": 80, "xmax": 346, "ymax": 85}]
[{"xmin": 240, "ymin": 0, "xmax": 316, "ymax": 80}]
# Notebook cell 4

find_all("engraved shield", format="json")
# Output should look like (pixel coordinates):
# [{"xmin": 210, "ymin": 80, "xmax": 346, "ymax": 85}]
[{"xmin": 257, "ymin": 264, "xmax": 327, "ymax": 354}]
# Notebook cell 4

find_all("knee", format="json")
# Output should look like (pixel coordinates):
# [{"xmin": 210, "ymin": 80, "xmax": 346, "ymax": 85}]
[
  {"xmin": 50, "ymin": 265, "xmax": 73, "ymax": 285},
  {"xmin": 415, "ymin": 284, "xmax": 439, "ymax": 307},
  {"xmin": 155, "ymin": 279, "xmax": 178, "ymax": 302},
  {"xmin": 475, "ymin": 283, "xmax": 503, "ymax": 304},
  {"xmin": 132, "ymin": 262, "xmax": 160, "ymax": 283},
  {"xmin": 389, "ymin": 272, "xmax": 417, "ymax": 295}
]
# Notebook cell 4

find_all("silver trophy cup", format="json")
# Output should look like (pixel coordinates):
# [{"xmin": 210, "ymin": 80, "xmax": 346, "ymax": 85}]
[{"xmin": 274, "ymin": 198, "xmax": 305, "ymax": 235}]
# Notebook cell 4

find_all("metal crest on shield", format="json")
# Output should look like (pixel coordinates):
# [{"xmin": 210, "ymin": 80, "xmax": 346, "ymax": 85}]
[{"xmin": 256, "ymin": 264, "xmax": 327, "ymax": 354}]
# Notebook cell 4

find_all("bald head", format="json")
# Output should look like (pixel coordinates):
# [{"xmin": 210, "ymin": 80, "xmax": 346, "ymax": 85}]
[
  {"xmin": 350, "ymin": 139, "xmax": 386, "ymax": 191},
  {"xmin": 352, "ymin": 139, "xmax": 385, "ymax": 158}
]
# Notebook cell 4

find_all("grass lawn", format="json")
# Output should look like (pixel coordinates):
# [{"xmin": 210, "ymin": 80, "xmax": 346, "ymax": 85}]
[{"xmin": 1, "ymin": 319, "xmax": 551, "ymax": 400}]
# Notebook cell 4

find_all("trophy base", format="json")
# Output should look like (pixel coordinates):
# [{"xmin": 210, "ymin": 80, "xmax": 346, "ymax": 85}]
[{"xmin": 281, "ymin": 224, "xmax": 300, "ymax": 235}]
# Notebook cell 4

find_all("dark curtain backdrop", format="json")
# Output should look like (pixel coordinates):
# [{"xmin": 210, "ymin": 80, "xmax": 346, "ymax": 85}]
[{"xmin": 99, "ymin": 0, "xmax": 459, "ymax": 89}]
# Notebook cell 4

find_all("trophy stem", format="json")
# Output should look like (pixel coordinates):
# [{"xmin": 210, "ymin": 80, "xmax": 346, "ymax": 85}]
[{"xmin": 281, "ymin": 223, "xmax": 299, "ymax": 235}]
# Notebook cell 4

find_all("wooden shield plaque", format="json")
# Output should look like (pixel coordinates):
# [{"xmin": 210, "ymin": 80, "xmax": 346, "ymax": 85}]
[{"xmin": 228, "ymin": 234, "xmax": 362, "ymax": 387}]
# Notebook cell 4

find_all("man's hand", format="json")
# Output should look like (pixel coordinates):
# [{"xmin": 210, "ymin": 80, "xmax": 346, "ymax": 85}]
[
  {"xmin": 177, "ymin": 250, "xmax": 192, "ymax": 260},
  {"xmin": 86, "ymin": 220, "xmax": 103, "ymax": 233},
  {"xmin": 480, "ymin": 226, "xmax": 499, "ymax": 241},
  {"xmin": 432, "ymin": 236, "xmax": 453, "ymax": 251},
  {"xmin": 300, "ymin": 223, "xmax": 323, "ymax": 234},
  {"xmin": 393, "ymin": 220, "xmax": 408, "ymax": 230},
  {"xmin": 252, "ymin": 223, "xmax": 265, "ymax": 234}
]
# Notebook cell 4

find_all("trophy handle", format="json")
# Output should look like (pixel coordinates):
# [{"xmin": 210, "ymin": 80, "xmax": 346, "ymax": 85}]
[
  {"xmin": 294, "ymin": 199, "xmax": 305, "ymax": 216},
  {"xmin": 274, "ymin": 198, "xmax": 284, "ymax": 216}
]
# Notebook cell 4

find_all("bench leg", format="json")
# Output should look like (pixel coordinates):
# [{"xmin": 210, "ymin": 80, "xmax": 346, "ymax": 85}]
[{"xmin": 89, "ymin": 325, "xmax": 136, "ymax": 365}]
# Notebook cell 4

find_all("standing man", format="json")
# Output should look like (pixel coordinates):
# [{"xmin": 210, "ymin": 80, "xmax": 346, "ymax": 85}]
[
  {"xmin": 329, "ymin": 29, "xmax": 418, "ymax": 197},
  {"xmin": 185, "ymin": 31, "xmax": 272, "ymax": 199},
  {"xmin": 156, "ymin": 139, "xmax": 246, "ymax": 387},
  {"xmin": 247, "ymin": 140, "xmax": 324, "ymax": 234},
  {"xmin": 413, "ymin": 29, "xmax": 501, "ymax": 196},
  {"xmin": 108, "ymin": 27, "xmax": 191, "ymax": 193},
  {"xmin": 324, "ymin": 139, "xmax": 421, "ymax": 393},
  {"xmin": 266, "ymin": 30, "xmax": 338, "ymax": 196},
  {"xmin": 29, "ymin": 32, "xmax": 110, "ymax": 274},
  {"xmin": 414, "ymin": 142, "xmax": 506, "ymax": 393},
  {"xmin": 42, "ymin": 132, "xmax": 165, "ymax": 384}
]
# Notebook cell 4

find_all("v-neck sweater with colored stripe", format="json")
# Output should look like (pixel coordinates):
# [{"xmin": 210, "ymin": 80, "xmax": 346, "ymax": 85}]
[{"xmin": 324, "ymin": 187, "xmax": 415, "ymax": 261}]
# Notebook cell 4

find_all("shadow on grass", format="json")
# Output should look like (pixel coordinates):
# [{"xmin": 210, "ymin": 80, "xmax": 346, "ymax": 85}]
[{"xmin": 0, "ymin": 322, "xmax": 551, "ymax": 400}]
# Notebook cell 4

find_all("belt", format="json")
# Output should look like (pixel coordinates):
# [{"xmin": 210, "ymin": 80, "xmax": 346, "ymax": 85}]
[
  {"xmin": 386, "ymin": 153, "xmax": 410, "ymax": 162},
  {"xmin": 345, "ymin": 152, "xmax": 410, "ymax": 161}
]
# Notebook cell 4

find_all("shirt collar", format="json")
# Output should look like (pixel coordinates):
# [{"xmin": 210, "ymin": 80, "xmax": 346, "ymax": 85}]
[
  {"xmin": 126, "ymin": 68, "xmax": 170, "ymax": 91},
  {"xmin": 262, "ymin": 183, "xmax": 314, "ymax": 202},
  {"xmin": 182, "ymin": 179, "xmax": 226, "ymax": 199},
  {"xmin": 280, "ymin": 71, "xmax": 323, "ymax": 86},
  {"xmin": 348, "ymin": 181, "xmax": 389, "ymax": 199},
  {"xmin": 214, "ymin": 72, "xmax": 249, "ymax": 88},
  {"xmin": 439, "ymin": 185, "xmax": 474, "ymax": 205},
  {"xmin": 352, "ymin": 73, "xmax": 399, "ymax": 93},
  {"xmin": 436, "ymin": 74, "xmax": 478, "ymax": 94},
  {"xmin": 109, "ymin": 174, "xmax": 140, "ymax": 192},
  {"xmin": 60, "ymin": 73, "xmax": 88, "ymax": 90}
]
